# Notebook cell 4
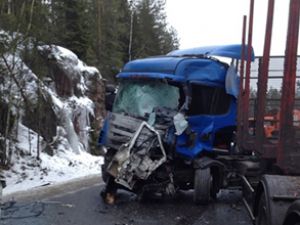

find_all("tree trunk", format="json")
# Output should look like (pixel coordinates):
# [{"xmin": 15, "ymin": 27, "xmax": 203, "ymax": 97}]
[{"xmin": 96, "ymin": 0, "xmax": 102, "ymax": 62}]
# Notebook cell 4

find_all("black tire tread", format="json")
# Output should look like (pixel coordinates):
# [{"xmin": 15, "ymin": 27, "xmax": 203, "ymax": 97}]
[
  {"xmin": 193, "ymin": 167, "xmax": 211, "ymax": 205},
  {"xmin": 256, "ymin": 193, "xmax": 268, "ymax": 225}
]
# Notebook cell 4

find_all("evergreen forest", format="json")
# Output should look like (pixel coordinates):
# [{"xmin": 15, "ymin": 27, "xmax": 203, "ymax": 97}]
[{"xmin": 0, "ymin": 0, "xmax": 179, "ymax": 82}]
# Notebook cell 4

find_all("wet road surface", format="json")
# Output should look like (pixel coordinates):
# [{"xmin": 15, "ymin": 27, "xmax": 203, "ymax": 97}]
[{"xmin": 1, "ymin": 184, "xmax": 252, "ymax": 225}]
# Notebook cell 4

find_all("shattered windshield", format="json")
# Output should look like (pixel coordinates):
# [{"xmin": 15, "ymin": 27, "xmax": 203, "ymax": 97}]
[{"xmin": 113, "ymin": 80, "xmax": 180, "ymax": 117}]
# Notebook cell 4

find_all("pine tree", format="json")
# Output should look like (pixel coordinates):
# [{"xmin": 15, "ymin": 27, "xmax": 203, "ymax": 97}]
[
  {"xmin": 131, "ymin": 0, "xmax": 179, "ymax": 59},
  {"xmin": 89, "ymin": 0, "xmax": 131, "ymax": 81}
]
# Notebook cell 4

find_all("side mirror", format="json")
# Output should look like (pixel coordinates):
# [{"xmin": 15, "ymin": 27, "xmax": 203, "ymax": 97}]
[
  {"xmin": 105, "ymin": 93, "xmax": 115, "ymax": 112},
  {"xmin": 105, "ymin": 85, "xmax": 116, "ymax": 112}
]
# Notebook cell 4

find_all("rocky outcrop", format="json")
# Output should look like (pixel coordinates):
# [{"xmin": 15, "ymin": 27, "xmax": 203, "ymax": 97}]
[
  {"xmin": 85, "ymin": 68, "xmax": 106, "ymax": 146},
  {"xmin": 22, "ymin": 95, "xmax": 57, "ymax": 143},
  {"xmin": 0, "ymin": 44, "xmax": 105, "ymax": 160},
  {"xmin": 37, "ymin": 45, "xmax": 105, "ymax": 153}
]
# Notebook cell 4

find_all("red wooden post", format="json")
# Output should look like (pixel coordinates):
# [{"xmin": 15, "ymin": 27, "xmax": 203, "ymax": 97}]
[
  {"xmin": 277, "ymin": 0, "xmax": 300, "ymax": 171},
  {"xmin": 242, "ymin": 0, "xmax": 255, "ymax": 144},
  {"xmin": 237, "ymin": 15, "xmax": 247, "ymax": 146},
  {"xmin": 255, "ymin": 0, "xmax": 275, "ymax": 153}
]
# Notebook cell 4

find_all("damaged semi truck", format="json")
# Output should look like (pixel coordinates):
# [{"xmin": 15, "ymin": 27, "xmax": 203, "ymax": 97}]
[
  {"xmin": 98, "ymin": 0, "xmax": 300, "ymax": 224},
  {"xmin": 98, "ymin": 45, "xmax": 256, "ymax": 204}
]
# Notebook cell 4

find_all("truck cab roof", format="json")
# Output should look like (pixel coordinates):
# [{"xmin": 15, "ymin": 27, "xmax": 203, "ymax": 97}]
[{"xmin": 117, "ymin": 44, "xmax": 254, "ymax": 87}]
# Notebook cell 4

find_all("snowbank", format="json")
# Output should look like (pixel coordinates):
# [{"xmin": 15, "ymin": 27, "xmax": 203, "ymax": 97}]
[{"xmin": 3, "ymin": 121, "xmax": 103, "ymax": 196}]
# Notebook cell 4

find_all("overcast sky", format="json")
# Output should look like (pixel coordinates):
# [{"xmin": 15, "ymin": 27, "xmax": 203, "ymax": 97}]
[{"xmin": 166, "ymin": 0, "xmax": 294, "ymax": 56}]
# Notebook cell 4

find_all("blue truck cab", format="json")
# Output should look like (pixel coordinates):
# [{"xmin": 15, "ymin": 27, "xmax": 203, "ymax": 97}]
[{"xmin": 99, "ymin": 45, "xmax": 254, "ymax": 204}]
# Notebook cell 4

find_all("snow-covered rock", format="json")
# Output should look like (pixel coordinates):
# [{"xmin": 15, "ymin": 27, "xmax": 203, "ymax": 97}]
[
  {"xmin": 37, "ymin": 45, "xmax": 101, "ymax": 97},
  {"xmin": 0, "ymin": 37, "xmax": 106, "ymax": 195},
  {"xmin": 37, "ymin": 44, "xmax": 105, "ymax": 153}
]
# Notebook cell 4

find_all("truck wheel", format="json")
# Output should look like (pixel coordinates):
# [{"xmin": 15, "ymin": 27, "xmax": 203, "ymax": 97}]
[
  {"xmin": 193, "ymin": 167, "xmax": 211, "ymax": 205},
  {"xmin": 101, "ymin": 156, "xmax": 110, "ymax": 184},
  {"xmin": 101, "ymin": 163, "xmax": 109, "ymax": 184},
  {"xmin": 101, "ymin": 150, "xmax": 115, "ymax": 184},
  {"xmin": 256, "ymin": 193, "xmax": 269, "ymax": 225}
]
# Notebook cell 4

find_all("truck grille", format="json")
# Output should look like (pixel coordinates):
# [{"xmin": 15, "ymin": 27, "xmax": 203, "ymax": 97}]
[{"xmin": 106, "ymin": 113, "xmax": 168, "ymax": 150}]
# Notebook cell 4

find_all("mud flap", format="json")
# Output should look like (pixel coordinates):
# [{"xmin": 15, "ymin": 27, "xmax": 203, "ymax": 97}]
[{"xmin": 193, "ymin": 156, "xmax": 224, "ymax": 170}]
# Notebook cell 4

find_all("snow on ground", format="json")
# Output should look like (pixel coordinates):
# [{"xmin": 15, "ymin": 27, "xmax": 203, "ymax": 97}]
[{"xmin": 2, "ymin": 123, "xmax": 103, "ymax": 196}]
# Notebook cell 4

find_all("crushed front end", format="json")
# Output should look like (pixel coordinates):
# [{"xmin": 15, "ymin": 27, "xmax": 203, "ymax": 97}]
[{"xmin": 99, "ymin": 79, "xmax": 181, "ymax": 198}]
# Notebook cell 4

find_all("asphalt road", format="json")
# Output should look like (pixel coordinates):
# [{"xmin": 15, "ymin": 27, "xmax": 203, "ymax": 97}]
[{"xmin": 1, "ymin": 182, "xmax": 252, "ymax": 225}]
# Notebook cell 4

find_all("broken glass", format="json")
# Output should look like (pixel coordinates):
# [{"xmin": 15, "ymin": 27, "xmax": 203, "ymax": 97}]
[{"xmin": 113, "ymin": 80, "xmax": 180, "ymax": 118}]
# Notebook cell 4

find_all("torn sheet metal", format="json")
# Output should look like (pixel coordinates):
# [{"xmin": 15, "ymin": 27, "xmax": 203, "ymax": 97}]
[
  {"xmin": 225, "ymin": 63, "xmax": 239, "ymax": 98},
  {"xmin": 173, "ymin": 113, "xmax": 188, "ymax": 135},
  {"xmin": 107, "ymin": 121, "xmax": 167, "ymax": 190},
  {"xmin": 106, "ymin": 112, "xmax": 169, "ymax": 150}
]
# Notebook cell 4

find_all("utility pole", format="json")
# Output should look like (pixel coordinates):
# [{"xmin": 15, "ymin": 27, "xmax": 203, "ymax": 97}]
[
  {"xmin": 7, "ymin": 0, "xmax": 11, "ymax": 14},
  {"xmin": 128, "ymin": 0, "xmax": 135, "ymax": 61},
  {"xmin": 96, "ymin": 0, "xmax": 102, "ymax": 62}
]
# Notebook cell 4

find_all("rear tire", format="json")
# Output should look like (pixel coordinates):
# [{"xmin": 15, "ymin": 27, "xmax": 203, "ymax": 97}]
[
  {"xmin": 256, "ymin": 193, "xmax": 269, "ymax": 225},
  {"xmin": 193, "ymin": 167, "xmax": 211, "ymax": 205}
]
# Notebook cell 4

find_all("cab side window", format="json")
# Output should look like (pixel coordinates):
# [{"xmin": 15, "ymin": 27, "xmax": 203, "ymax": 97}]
[{"xmin": 188, "ymin": 84, "xmax": 232, "ymax": 116}]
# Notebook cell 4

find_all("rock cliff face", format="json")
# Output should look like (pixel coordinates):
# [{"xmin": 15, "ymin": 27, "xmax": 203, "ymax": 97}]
[
  {"xmin": 0, "ymin": 44, "xmax": 105, "ymax": 166},
  {"xmin": 37, "ymin": 45, "xmax": 105, "ymax": 154}
]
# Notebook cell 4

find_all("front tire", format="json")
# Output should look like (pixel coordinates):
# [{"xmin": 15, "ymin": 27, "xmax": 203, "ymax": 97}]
[
  {"xmin": 101, "ymin": 149, "xmax": 115, "ymax": 184},
  {"xmin": 193, "ymin": 167, "xmax": 211, "ymax": 205}
]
